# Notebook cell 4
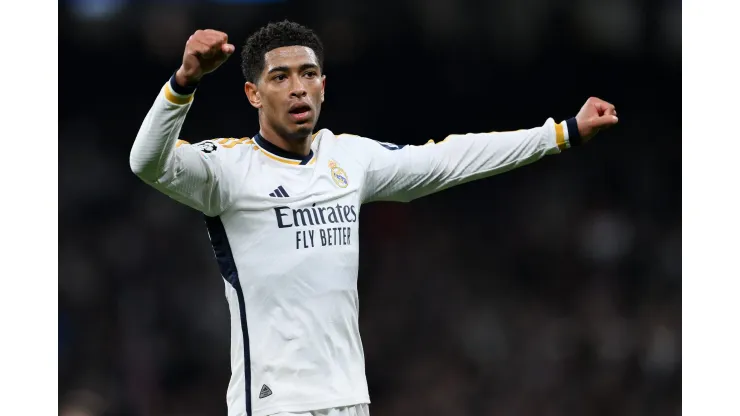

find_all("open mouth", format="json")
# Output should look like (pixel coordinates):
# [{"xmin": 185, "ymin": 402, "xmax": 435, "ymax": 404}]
[{"xmin": 288, "ymin": 104, "xmax": 312, "ymax": 122}]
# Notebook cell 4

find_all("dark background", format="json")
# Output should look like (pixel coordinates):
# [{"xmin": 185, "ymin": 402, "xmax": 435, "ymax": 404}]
[{"xmin": 59, "ymin": 0, "xmax": 681, "ymax": 415}]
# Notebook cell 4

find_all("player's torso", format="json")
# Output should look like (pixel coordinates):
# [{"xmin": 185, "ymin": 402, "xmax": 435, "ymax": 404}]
[
  {"xmin": 216, "ymin": 130, "xmax": 370, "ymax": 413},
  {"xmin": 221, "ymin": 130, "xmax": 363, "ymax": 285}
]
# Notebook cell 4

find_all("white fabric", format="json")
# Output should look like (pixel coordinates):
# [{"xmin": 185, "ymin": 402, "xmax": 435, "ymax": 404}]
[{"xmin": 129, "ymin": 80, "xmax": 562, "ymax": 416}]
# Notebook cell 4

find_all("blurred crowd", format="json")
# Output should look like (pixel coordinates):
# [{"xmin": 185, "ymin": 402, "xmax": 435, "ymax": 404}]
[{"xmin": 59, "ymin": 1, "xmax": 680, "ymax": 415}]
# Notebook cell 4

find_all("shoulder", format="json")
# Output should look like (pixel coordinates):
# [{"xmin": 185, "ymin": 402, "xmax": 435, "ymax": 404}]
[
  {"xmin": 315, "ymin": 129, "xmax": 365, "ymax": 143},
  {"xmin": 315, "ymin": 130, "xmax": 368, "ymax": 162},
  {"xmin": 317, "ymin": 130, "xmax": 410, "ymax": 170},
  {"xmin": 319, "ymin": 129, "xmax": 405, "ymax": 151},
  {"xmin": 176, "ymin": 137, "xmax": 255, "ymax": 163},
  {"xmin": 321, "ymin": 130, "xmax": 366, "ymax": 143}
]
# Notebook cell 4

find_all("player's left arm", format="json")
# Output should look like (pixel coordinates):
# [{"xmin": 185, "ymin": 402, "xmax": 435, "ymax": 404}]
[{"xmin": 355, "ymin": 97, "xmax": 618, "ymax": 203}]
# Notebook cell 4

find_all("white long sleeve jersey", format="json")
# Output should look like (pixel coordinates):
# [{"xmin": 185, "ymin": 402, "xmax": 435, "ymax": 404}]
[{"xmin": 129, "ymin": 77, "xmax": 574, "ymax": 416}]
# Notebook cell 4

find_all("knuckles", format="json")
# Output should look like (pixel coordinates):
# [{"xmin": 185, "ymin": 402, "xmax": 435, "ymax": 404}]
[
  {"xmin": 185, "ymin": 29, "xmax": 229, "ymax": 58},
  {"xmin": 190, "ymin": 29, "xmax": 228, "ymax": 44}
]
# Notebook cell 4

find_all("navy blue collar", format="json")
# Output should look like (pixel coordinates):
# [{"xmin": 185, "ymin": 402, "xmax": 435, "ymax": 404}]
[{"xmin": 254, "ymin": 133, "xmax": 314, "ymax": 165}]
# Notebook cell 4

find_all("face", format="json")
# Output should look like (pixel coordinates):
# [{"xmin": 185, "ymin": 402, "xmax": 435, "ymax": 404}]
[{"xmin": 245, "ymin": 46, "xmax": 326, "ymax": 140}]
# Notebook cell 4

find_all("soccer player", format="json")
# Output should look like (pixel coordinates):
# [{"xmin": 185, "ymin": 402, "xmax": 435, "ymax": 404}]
[{"xmin": 129, "ymin": 21, "xmax": 617, "ymax": 416}]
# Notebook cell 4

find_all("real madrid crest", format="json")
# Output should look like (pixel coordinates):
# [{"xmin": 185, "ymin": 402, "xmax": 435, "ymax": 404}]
[{"xmin": 328, "ymin": 160, "xmax": 349, "ymax": 188}]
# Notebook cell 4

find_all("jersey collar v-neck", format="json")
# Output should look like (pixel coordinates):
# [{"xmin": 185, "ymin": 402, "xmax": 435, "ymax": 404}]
[{"xmin": 254, "ymin": 133, "xmax": 315, "ymax": 166}]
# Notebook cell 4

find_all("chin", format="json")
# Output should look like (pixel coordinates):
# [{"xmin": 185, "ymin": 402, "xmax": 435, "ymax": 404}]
[{"xmin": 288, "ymin": 123, "xmax": 314, "ymax": 139}]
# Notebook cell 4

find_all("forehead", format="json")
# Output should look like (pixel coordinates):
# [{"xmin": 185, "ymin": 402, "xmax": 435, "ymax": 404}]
[{"xmin": 263, "ymin": 46, "xmax": 319, "ymax": 71}]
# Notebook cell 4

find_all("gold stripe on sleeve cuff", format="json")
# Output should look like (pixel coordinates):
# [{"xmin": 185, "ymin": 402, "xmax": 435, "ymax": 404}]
[
  {"xmin": 555, "ymin": 122, "xmax": 567, "ymax": 151},
  {"xmin": 164, "ymin": 82, "xmax": 195, "ymax": 105}
]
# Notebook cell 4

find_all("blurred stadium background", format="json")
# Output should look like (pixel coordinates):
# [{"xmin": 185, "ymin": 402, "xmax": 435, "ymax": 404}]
[{"xmin": 59, "ymin": 0, "xmax": 681, "ymax": 415}]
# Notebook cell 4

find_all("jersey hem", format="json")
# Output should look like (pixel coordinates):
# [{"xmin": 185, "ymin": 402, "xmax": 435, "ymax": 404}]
[{"xmin": 252, "ymin": 395, "xmax": 370, "ymax": 416}]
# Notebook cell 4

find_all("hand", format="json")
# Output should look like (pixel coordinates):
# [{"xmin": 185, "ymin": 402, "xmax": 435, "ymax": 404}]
[
  {"xmin": 575, "ymin": 97, "xmax": 619, "ymax": 142},
  {"xmin": 176, "ymin": 29, "xmax": 235, "ymax": 87}
]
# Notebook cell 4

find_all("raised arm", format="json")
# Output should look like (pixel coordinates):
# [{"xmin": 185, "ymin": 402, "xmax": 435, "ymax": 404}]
[
  {"xmin": 350, "ymin": 97, "xmax": 618, "ymax": 203},
  {"xmin": 129, "ymin": 29, "xmax": 237, "ymax": 216}
]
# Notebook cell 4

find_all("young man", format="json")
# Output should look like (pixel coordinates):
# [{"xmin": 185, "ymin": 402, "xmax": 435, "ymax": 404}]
[{"xmin": 129, "ymin": 20, "xmax": 617, "ymax": 416}]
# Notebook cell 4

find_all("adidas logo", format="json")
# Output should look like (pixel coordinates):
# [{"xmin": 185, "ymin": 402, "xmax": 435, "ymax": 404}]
[
  {"xmin": 259, "ymin": 384, "xmax": 273, "ymax": 399},
  {"xmin": 269, "ymin": 185, "xmax": 290, "ymax": 198}
]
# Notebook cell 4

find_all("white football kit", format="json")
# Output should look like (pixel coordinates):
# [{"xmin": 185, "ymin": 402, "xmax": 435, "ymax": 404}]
[{"xmin": 129, "ymin": 75, "xmax": 577, "ymax": 416}]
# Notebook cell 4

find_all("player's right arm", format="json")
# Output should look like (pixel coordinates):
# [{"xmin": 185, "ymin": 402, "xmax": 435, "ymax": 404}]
[{"xmin": 129, "ymin": 30, "xmax": 235, "ymax": 216}]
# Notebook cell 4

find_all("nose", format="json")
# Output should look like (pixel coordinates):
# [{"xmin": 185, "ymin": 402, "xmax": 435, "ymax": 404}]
[{"xmin": 289, "ymin": 76, "xmax": 307, "ymax": 99}]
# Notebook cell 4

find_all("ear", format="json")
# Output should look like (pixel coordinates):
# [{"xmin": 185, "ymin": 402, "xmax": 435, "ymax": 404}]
[
  {"xmin": 320, "ymin": 75, "xmax": 326, "ymax": 103},
  {"xmin": 244, "ymin": 82, "xmax": 261, "ymax": 109}
]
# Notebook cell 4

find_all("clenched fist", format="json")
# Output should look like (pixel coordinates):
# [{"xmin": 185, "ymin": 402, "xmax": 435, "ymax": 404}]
[
  {"xmin": 575, "ymin": 97, "xmax": 619, "ymax": 143},
  {"xmin": 175, "ymin": 29, "xmax": 235, "ymax": 88}
]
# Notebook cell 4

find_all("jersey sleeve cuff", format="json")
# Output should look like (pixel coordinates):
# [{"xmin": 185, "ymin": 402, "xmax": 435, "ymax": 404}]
[
  {"xmin": 565, "ymin": 117, "xmax": 582, "ymax": 146},
  {"xmin": 554, "ymin": 117, "xmax": 582, "ymax": 151},
  {"xmin": 163, "ymin": 72, "xmax": 197, "ymax": 105},
  {"xmin": 554, "ymin": 120, "xmax": 569, "ymax": 151}
]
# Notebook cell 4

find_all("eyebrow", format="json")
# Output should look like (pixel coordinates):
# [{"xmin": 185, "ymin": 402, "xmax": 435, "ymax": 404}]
[{"xmin": 267, "ymin": 63, "xmax": 320, "ymax": 75}]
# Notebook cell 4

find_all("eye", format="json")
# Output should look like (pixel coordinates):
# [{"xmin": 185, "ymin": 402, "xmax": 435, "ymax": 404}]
[
  {"xmin": 304, "ymin": 71, "xmax": 318, "ymax": 78},
  {"xmin": 274, "ymin": 74, "xmax": 287, "ymax": 81}
]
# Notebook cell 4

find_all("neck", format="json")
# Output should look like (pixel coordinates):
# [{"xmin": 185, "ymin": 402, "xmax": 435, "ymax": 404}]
[{"xmin": 258, "ymin": 123, "xmax": 312, "ymax": 157}]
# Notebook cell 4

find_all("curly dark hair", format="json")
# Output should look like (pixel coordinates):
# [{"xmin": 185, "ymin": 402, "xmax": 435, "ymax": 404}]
[{"xmin": 241, "ymin": 20, "xmax": 324, "ymax": 84}]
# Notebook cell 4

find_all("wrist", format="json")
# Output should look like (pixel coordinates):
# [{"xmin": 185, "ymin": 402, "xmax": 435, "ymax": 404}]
[
  {"xmin": 164, "ymin": 71, "xmax": 197, "ymax": 105},
  {"xmin": 174, "ymin": 67, "xmax": 201, "ymax": 92},
  {"xmin": 566, "ymin": 117, "xmax": 582, "ymax": 146}
]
